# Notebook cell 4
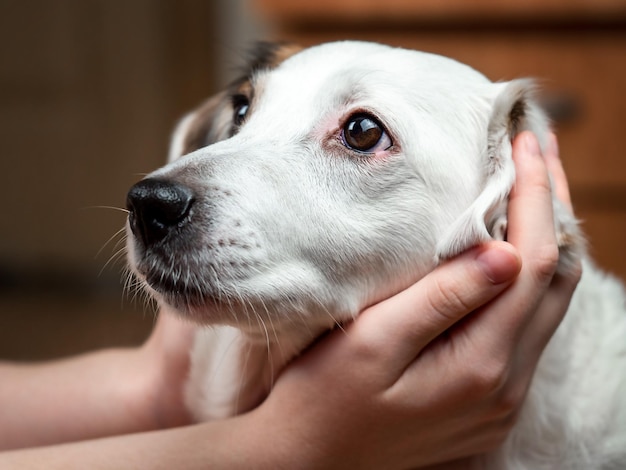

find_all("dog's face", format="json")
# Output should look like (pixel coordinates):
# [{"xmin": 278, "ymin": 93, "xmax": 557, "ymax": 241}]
[{"xmin": 126, "ymin": 41, "xmax": 563, "ymax": 340}]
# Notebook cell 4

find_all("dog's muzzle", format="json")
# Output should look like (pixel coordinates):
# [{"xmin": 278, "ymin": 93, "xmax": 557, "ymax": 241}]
[{"xmin": 126, "ymin": 178, "xmax": 195, "ymax": 247}]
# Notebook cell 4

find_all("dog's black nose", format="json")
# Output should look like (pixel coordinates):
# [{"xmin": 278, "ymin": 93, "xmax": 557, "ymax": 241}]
[{"xmin": 126, "ymin": 178, "xmax": 195, "ymax": 246}]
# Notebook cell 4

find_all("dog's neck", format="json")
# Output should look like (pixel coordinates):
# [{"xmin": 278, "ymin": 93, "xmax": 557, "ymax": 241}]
[{"xmin": 186, "ymin": 323, "xmax": 323, "ymax": 421}]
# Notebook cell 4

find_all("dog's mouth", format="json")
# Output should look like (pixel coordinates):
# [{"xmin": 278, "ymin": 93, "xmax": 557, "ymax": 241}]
[
  {"xmin": 144, "ymin": 271, "xmax": 204, "ymax": 305},
  {"xmin": 137, "ymin": 264, "xmax": 233, "ymax": 322}
]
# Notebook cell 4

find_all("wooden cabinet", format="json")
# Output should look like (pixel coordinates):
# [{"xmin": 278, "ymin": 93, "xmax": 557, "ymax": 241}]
[
  {"xmin": 0, "ymin": 0, "xmax": 218, "ymax": 271},
  {"xmin": 255, "ymin": 0, "xmax": 626, "ymax": 280},
  {"xmin": 0, "ymin": 0, "xmax": 218, "ymax": 359}
]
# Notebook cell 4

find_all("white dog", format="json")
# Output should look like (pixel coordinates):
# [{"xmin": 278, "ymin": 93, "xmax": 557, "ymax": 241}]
[{"xmin": 126, "ymin": 41, "xmax": 626, "ymax": 469}]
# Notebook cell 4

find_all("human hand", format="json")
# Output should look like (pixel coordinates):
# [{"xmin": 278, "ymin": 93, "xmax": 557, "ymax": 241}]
[{"xmin": 250, "ymin": 132, "xmax": 581, "ymax": 469}]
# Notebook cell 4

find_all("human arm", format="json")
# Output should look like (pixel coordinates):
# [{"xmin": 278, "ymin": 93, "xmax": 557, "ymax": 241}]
[{"xmin": 0, "ymin": 313, "xmax": 195, "ymax": 450}]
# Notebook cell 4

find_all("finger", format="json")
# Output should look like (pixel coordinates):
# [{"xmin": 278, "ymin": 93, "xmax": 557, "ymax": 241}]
[
  {"xmin": 508, "ymin": 132, "xmax": 560, "ymax": 288},
  {"xmin": 543, "ymin": 133, "xmax": 574, "ymax": 213},
  {"xmin": 508, "ymin": 132, "xmax": 558, "ymax": 261},
  {"xmin": 469, "ymin": 133, "xmax": 559, "ymax": 351},
  {"xmin": 523, "ymin": 132, "xmax": 581, "ymax": 351},
  {"xmin": 519, "ymin": 265, "xmax": 580, "ymax": 361},
  {"xmin": 350, "ymin": 242, "xmax": 521, "ymax": 374}
]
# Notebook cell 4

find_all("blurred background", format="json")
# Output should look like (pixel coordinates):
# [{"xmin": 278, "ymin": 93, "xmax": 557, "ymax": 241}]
[{"xmin": 1, "ymin": 0, "xmax": 625, "ymax": 360}]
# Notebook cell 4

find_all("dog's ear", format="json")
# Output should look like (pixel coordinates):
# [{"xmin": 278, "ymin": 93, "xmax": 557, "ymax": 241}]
[
  {"xmin": 167, "ymin": 41, "xmax": 303, "ymax": 163},
  {"xmin": 435, "ymin": 79, "xmax": 583, "ymax": 272},
  {"xmin": 167, "ymin": 91, "xmax": 232, "ymax": 162}
]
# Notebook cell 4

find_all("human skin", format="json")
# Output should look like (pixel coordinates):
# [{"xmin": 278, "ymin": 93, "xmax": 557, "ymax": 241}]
[{"xmin": 0, "ymin": 132, "xmax": 581, "ymax": 469}]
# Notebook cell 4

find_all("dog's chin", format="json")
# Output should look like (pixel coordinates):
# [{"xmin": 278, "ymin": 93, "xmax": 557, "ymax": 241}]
[
  {"xmin": 137, "ymin": 268, "xmax": 345, "ymax": 343},
  {"xmin": 158, "ymin": 296, "xmax": 234, "ymax": 326}
]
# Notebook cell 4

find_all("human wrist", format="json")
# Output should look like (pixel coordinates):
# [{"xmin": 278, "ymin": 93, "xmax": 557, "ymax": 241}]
[
  {"xmin": 95, "ymin": 347, "xmax": 173, "ymax": 434},
  {"xmin": 134, "ymin": 341, "xmax": 192, "ymax": 431},
  {"xmin": 239, "ymin": 393, "xmax": 353, "ymax": 470}
]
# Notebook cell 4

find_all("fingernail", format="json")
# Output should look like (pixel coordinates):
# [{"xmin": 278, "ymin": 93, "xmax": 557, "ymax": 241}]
[
  {"xmin": 524, "ymin": 133, "xmax": 541, "ymax": 157},
  {"xmin": 475, "ymin": 245, "xmax": 521, "ymax": 284}
]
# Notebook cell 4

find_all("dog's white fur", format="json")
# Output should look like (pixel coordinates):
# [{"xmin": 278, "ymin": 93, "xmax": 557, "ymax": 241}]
[{"xmin": 127, "ymin": 41, "xmax": 626, "ymax": 468}]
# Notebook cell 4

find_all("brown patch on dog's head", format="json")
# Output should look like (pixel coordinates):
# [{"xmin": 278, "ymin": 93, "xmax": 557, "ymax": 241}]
[
  {"xmin": 178, "ymin": 42, "xmax": 303, "ymax": 157},
  {"xmin": 180, "ymin": 91, "xmax": 231, "ymax": 156},
  {"xmin": 236, "ymin": 42, "xmax": 303, "ymax": 85}
]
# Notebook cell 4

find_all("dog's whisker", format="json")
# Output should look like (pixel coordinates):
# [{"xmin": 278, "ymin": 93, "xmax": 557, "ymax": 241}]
[
  {"xmin": 95, "ymin": 226, "xmax": 127, "ymax": 259},
  {"xmin": 253, "ymin": 309, "xmax": 275, "ymax": 394},
  {"xmin": 127, "ymin": 275, "xmax": 149, "ymax": 311},
  {"xmin": 234, "ymin": 342, "xmax": 252, "ymax": 416},
  {"xmin": 98, "ymin": 246, "xmax": 127, "ymax": 278},
  {"xmin": 309, "ymin": 291, "xmax": 347, "ymax": 335},
  {"xmin": 84, "ymin": 205, "xmax": 130, "ymax": 214},
  {"xmin": 257, "ymin": 298, "xmax": 285, "ymax": 379},
  {"xmin": 121, "ymin": 268, "xmax": 136, "ymax": 310},
  {"xmin": 236, "ymin": 290, "xmax": 255, "ymax": 334},
  {"xmin": 257, "ymin": 297, "xmax": 278, "ymax": 342},
  {"xmin": 208, "ymin": 265, "xmax": 235, "ymax": 322},
  {"xmin": 111, "ymin": 235, "xmax": 128, "ymax": 254},
  {"xmin": 127, "ymin": 277, "xmax": 142, "ymax": 305},
  {"xmin": 123, "ymin": 262, "xmax": 158, "ymax": 317}
]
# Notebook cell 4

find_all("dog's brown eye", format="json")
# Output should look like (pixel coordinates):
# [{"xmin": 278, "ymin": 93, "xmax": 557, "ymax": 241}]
[
  {"xmin": 342, "ymin": 113, "xmax": 392, "ymax": 153},
  {"xmin": 232, "ymin": 95, "xmax": 250, "ymax": 127}
]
